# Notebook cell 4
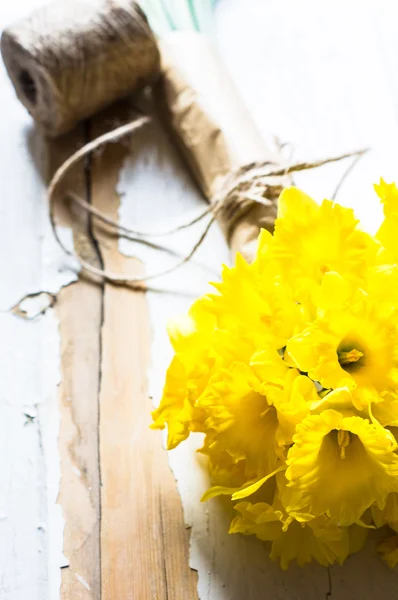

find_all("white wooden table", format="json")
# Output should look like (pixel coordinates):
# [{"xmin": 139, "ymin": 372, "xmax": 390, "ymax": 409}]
[{"xmin": 2, "ymin": 0, "xmax": 398, "ymax": 598}]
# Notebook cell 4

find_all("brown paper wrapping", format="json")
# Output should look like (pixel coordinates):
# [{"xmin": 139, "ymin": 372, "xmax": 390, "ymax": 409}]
[{"xmin": 153, "ymin": 31, "xmax": 284, "ymax": 262}]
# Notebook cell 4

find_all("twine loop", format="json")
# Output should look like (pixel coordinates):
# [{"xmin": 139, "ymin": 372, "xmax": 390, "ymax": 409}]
[{"xmin": 47, "ymin": 113, "xmax": 368, "ymax": 288}]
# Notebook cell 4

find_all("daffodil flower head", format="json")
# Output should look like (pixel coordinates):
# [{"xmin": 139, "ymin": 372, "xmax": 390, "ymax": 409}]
[
  {"xmin": 285, "ymin": 409, "xmax": 398, "ymax": 525},
  {"xmin": 152, "ymin": 182, "xmax": 398, "ymax": 568}
]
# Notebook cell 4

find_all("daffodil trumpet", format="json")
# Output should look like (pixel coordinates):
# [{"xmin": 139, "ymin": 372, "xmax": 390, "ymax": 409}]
[{"xmin": 152, "ymin": 180, "xmax": 398, "ymax": 569}]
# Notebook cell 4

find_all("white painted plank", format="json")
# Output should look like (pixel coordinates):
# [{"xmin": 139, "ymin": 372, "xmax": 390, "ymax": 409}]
[{"xmin": 0, "ymin": 2, "xmax": 76, "ymax": 599}]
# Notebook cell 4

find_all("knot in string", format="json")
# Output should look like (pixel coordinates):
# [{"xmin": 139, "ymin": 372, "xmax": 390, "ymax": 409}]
[{"xmin": 212, "ymin": 161, "xmax": 286, "ymax": 243}]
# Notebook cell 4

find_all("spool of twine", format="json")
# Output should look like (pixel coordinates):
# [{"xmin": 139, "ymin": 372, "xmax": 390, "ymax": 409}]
[{"xmin": 1, "ymin": 0, "xmax": 160, "ymax": 137}]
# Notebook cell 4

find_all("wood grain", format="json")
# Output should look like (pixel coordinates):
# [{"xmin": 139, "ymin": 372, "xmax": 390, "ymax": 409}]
[
  {"xmin": 49, "ymin": 127, "xmax": 102, "ymax": 599},
  {"xmin": 89, "ymin": 104, "xmax": 198, "ymax": 600}
]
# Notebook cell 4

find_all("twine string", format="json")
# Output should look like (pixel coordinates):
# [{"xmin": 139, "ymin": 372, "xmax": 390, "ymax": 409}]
[
  {"xmin": 66, "ymin": 190, "xmax": 214, "ymax": 238},
  {"xmin": 1, "ymin": 0, "xmax": 160, "ymax": 137},
  {"xmin": 331, "ymin": 151, "xmax": 366, "ymax": 201},
  {"xmin": 47, "ymin": 114, "xmax": 368, "ymax": 286}
]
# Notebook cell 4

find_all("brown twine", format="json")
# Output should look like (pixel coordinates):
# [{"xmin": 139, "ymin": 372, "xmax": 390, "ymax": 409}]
[
  {"xmin": 1, "ymin": 0, "xmax": 369, "ymax": 286},
  {"xmin": 331, "ymin": 151, "xmax": 365, "ymax": 201},
  {"xmin": 0, "ymin": 0, "xmax": 160, "ymax": 137},
  {"xmin": 47, "ymin": 113, "xmax": 368, "ymax": 286}
]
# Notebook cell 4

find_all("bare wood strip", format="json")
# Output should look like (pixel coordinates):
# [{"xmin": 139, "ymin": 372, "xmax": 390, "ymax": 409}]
[
  {"xmin": 49, "ymin": 127, "xmax": 102, "ymax": 600},
  {"xmin": 90, "ymin": 103, "xmax": 198, "ymax": 600}
]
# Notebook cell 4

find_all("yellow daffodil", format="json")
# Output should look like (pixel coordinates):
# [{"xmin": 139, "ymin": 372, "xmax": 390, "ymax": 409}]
[
  {"xmin": 198, "ymin": 356, "xmax": 319, "ymax": 500},
  {"xmin": 151, "ymin": 299, "xmax": 218, "ymax": 448},
  {"xmin": 257, "ymin": 366, "xmax": 316, "ymax": 447},
  {"xmin": 286, "ymin": 290, "xmax": 398, "ymax": 407},
  {"xmin": 230, "ymin": 499, "xmax": 367, "ymax": 568},
  {"xmin": 272, "ymin": 188, "xmax": 377, "ymax": 301},
  {"xmin": 372, "ymin": 492, "xmax": 398, "ymax": 529},
  {"xmin": 207, "ymin": 252, "xmax": 274, "ymax": 338},
  {"xmin": 152, "ymin": 181, "xmax": 398, "ymax": 568},
  {"xmin": 207, "ymin": 250, "xmax": 311, "ymax": 350},
  {"xmin": 151, "ymin": 356, "xmax": 199, "ymax": 449},
  {"xmin": 375, "ymin": 178, "xmax": 398, "ymax": 263},
  {"xmin": 197, "ymin": 362, "xmax": 283, "ymax": 479},
  {"xmin": 284, "ymin": 410, "xmax": 398, "ymax": 525}
]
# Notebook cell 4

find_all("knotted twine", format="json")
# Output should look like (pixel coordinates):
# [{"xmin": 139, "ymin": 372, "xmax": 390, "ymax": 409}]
[
  {"xmin": 47, "ymin": 114, "xmax": 367, "ymax": 287},
  {"xmin": 1, "ymin": 0, "xmax": 367, "ymax": 286}
]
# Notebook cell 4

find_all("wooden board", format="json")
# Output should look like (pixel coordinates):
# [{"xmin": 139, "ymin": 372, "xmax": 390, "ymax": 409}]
[
  {"xmin": 49, "ymin": 127, "xmax": 102, "ymax": 600},
  {"xmin": 3, "ymin": 0, "xmax": 398, "ymax": 599},
  {"xmin": 89, "ymin": 104, "xmax": 198, "ymax": 600}
]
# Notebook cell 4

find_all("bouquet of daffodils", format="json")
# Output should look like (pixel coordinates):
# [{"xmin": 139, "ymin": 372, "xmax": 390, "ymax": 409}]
[{"xmin": 152, "ymin": 180, "xmax": 398, "ymax": 569}]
